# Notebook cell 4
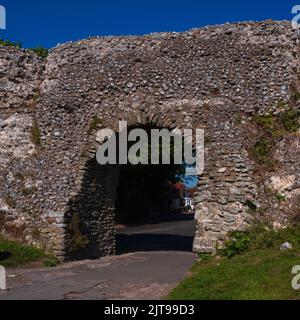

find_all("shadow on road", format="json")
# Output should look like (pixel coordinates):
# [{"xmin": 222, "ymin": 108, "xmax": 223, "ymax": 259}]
[
  {"xmin": 116, "ymin": 234, "xmax": 194, "ymax": 254},
  {"xmin": 116, "ymin": 213, "xmax": 194, "ymax": 228},
  {"xmin": 116, "ymin": 213, "xmax": 195, "ymax": 254}
]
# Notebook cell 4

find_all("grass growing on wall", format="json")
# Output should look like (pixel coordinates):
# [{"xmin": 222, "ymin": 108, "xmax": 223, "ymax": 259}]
[
  {"xmin": 30, "ymin": 120, "xmax": 41, "ymax": 146},
  {"xmin": 88, "ymin": 116, "xmax": 102, "ymax": 134},
  {"xmin": 250, "ymin": 107, "xmax": 299, "ymax": 170},
  {"xmin": 67, "ymin": 213, "xmax": 89, "ymax": 255},
  {"xmin": 29, "ymin": 47, "xmax": 49, "ymax": 59},
  {"xmin": 0, "ymin": 38, "xmax": 21, "ymax": 48}
]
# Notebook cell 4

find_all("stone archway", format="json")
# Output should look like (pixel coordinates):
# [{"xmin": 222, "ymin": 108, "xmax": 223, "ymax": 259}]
[
  {"xmin": 1, "ymin": 21, "xmax": 299, "ymax": 261},
  {"xmin": 56, "ymin": 98, "xmax": 257, "ymax": 260},
  {"xmin": 63, "ymin": 115, "xmax": 202, "ymax": 260}
]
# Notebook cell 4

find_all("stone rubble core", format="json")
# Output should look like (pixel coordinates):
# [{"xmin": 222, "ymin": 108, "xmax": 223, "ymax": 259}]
[{"xmin": 0, "ymin": 20, "xmax": 299, "ymax": 260}]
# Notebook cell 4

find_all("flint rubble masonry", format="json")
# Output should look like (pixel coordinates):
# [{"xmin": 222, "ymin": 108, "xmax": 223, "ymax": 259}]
[{"xmin": 0, "ymin": 20, "xmax": 299, "ymax": 260}]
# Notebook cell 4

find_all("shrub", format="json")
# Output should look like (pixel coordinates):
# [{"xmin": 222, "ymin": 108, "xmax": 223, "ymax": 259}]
[
  {"xmin": 252, "ymin": 138, "xmax": 272, "ymax": 165},
  {"xmin": 0, "ymin": 236, "xmax": 60, "ymax": 268},
  {"xmin": 251, "ymin": 109, "xmax": 299, "ymax": 170},
  {"xmin": 222, "ymin": 224, "xmax": 300, "ymax": 258},
  {"xmin": 0, "ymin": 237, "xmax": 44, "ymax": 260},
  {"xmin": 222, "ymin": 231, "xmax": 251, "ymax": 258},
  {"xmin": 253, "ymin": 115, "xmax": 276, "ymax": 131},
  {"xmin": 0, "ymin": 38, "xmax": 21, "ymax": 48},
  {"xmin": 29, "ymin": 47, "xmax": 49, "ymax": 59},
  {"xmin": 68, "ymin": 213, "xmax": 89, "ymax": 253},
  {"xmin": 280, "ymin": 109, "xmax": 299, "ymax": 133}
]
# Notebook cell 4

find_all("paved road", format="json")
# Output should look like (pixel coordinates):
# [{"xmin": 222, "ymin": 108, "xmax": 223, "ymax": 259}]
[{"xmin": 0, "ymin": 215, "xmax": 195, "ymax": 300}]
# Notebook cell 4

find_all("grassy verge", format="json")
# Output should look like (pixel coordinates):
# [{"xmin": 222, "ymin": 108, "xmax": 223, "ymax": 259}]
[
  {"xmin": 168, "ymin": 225, "xmax": 300, "ymax": 300},
  {"xmin": 0, "ymin": 237, "xmax": 59, "ymax": 268}
]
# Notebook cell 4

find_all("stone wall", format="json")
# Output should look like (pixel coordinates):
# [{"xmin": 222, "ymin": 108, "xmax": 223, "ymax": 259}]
[{"xmin": 0, "ymin": 20, "xmax": 299, "ymax": 260}]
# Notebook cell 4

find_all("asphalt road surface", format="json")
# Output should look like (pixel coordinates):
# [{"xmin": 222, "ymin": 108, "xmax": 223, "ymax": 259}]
[{"xmin": 0, "ymin": 214, "xmax": 196, "ymax": 300}]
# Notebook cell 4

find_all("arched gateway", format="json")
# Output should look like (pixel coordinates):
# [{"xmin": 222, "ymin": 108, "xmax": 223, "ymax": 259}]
[{"xmin": 0, "ymin": 21, "xmax": 299, "ymax": 260}]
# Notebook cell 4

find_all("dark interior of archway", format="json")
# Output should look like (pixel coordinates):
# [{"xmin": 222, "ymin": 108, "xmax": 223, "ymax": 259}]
[
  {"xmin": 116, "ymin": 162, "xmax": 184, "ymax": 223},
  {"xmin": 64, "ymin": 124, "xmax": 196, "ymax": 260},
  {"xmin": 115, "ymin": 125, "xmax": 196, "ymax": 254},
  {"xmin": 115, "ymin": 125, "xmax": 185, "ymax": 224}
]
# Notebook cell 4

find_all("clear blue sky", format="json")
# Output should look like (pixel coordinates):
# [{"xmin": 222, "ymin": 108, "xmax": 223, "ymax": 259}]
[{"xmin": 0, "ymin": 0, "xmax": 295, "ymax": 48}]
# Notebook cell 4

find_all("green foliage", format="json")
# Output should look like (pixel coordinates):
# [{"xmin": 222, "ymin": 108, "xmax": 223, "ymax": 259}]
[
  {"xmin": 0, "ymin": 237, "xmax": 59, "ymax": 268},
  {"xmin": 254, "ymin": 110, "xmax": 299, "ymax": 136},
  {"xmin": 222, "ymin": 224, "xmax": 300, "ymax": 257},
  {"xmin": 197, "ymin": 253, "xmax": 213, "ymax": 262},
  {"xmin": 251, "ymin": 108, "xmax": 299, "ymax": 170},
  {"xmin": 30, "ymin": 120, "xmax": 41, "ymax": 146},
  {"xmin": 68, "ymin": 213, "xmax": 89, "ymax": 253},
  {"xmin": 116, "ymin": 125, "xmax": 186, "ymax": 223},
  {"xmin": 43, "ymin": 258, "xmax": 60, "ymax": 268},
  {"xmin": 88, "ymin": 116, "xmax": 103, "ymax": 134},
  {"xmin": 29, "ymin": 47, "xmax": 49, "ymax": 59},
  {"xmin": 168, "ymin": 224, "xmax": 300, "ymax": 300},
  {"xmin": 32, "ymin": 93, "xmax": 40, "ymax": 102},
  {"xmin": 4, "ymin": 195, "xmax": 16, "ymax": 209},
  {"xmin": 293, "ymin": 91, "xmax": 300, "ymax": 101},
  {"xmin": 275, "ymin": 193, "xmax": 286, "ymax": 202},
  {"xmin": 0, "ymin": 39, "xmax": 48, "ymax": 59},
  {"xmin": 253, "ymin": 115, "xmax": 276, "ymax": 131},
  {"xmin": 22, "ymin": 187, "xmax": 38, "ymax": 197},
  {"xmin": 276, "ymin": 99, "xmax": 289, "ymax": 109},
  {"xmin": 0, "ymin": 38, "xmax": 22, "ymax": 48},
  {"xmin": 168, "ymin": 249, "xmax": 300, "ymax": 300},
  {"xmin": 252, "ymin": 138, "xmax": 273, "ymax": 166},
  {"xmin": 248, "ymin": 224, "xmax": 300, "ymax": 251},
  {"xmin": 0, "ymin": 238, "xmax": 43, "ymax": 259},
  {"xmin": 280, "ymin": 109, "xmax": 299, "ymax": 133},
  {"xmin": 221, "ymin": 231, "xmax": 251, "ymax": 258}
]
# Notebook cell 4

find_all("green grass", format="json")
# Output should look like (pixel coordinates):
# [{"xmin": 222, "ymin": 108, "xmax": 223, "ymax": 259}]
[
  {"xmin": 30, "ymin": 120, "xmax": 41, "ymax": 146},
  {"xmin": 0, "ymin": 237, "xmax": 59, "ymax": 268},
  {"xmin": 168, "ymin": 250, "xmax": 300, "ymax": 300},
  {"xmin": 168, "ymin": 225, "xmax": 300, "ymax": 300}
]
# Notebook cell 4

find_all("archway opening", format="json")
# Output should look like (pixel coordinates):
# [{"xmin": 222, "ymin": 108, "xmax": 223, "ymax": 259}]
[
  {"xmin": 114, "ymin": 124, "xmax": 197, "ymax": 254},
  {"xmin": 65, "ymin": 123, "xmax": 198, "ymax": 260}
]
